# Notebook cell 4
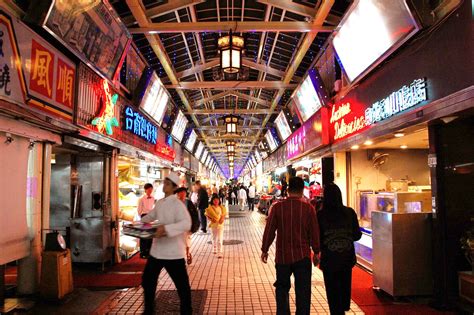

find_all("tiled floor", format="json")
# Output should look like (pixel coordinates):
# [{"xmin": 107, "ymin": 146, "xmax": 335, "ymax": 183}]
[{"xmin": 106, "ymin": 210, "xmax": 365, "ymax": 314}]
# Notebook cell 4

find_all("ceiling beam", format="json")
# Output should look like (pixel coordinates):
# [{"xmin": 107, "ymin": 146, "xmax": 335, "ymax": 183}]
[
  {"xmin": 176, "ymin": 59, "xmax": 219, "ymax": 79},
  {"xmin": 166, "ymin": 81, "xmax": 297, "ymax": 90},
  {"xmin": 249, "ymin": 0, "xmax": 335, "ymax": 159},
  {"xmin": 122, "ymin": 0, "xmax": 205, "ymax": 26},
  {"xmin": 230, "ymin": 91, "xmax": 271, "ymax": 107},
  {"xmin": 176, "ymin": 58, "xmax": 293, "ymax": 81},
  {"xmin": 257, "ymin": 0, "xmax": 316, "ymax": 16},
  {"xmin": 197, "ymin": 125, "xmax": 262, "ymax": 131},
  {"xmin": 192, "ymin": 91, "xmax": 230, "ymax": 107},
  {"xmin": 200, "ymin": 115, "xmax": 262, "ymax": 124},
  {"xmin": 191, "ymin": 109, "xmax": 276, "ymax": 115},
  {"xmin": 128, "ymin": 21, "xmax": 334, "ymax": 34},
  {"xmin": 125, "ymin": 0, "xmax": 202, "ymax": 133}
]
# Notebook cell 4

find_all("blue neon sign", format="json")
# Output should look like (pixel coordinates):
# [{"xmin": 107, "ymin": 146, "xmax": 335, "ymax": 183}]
[{"xmin": 123, "ymin": 106, "xmax": 157, "ymax": 144}]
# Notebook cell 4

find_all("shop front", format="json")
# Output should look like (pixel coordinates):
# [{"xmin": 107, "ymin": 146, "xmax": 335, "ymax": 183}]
[
  {"xmin": 285, "ymin": 108, "xmax": 329, "ymax": 201},
  {"xmin": 0, "ymin": 8, "xmax": 79, "ymax": 297},
  {"xmin": 320, "ymin": 0, "xmax": 473, "ymax": 302}
]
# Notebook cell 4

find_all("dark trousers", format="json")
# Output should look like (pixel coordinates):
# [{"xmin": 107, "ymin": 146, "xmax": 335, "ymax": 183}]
[
  {"xmin": 248, "ymin": 198, "xmax": 255, "ymax": 211},
  {"xmin": 274, "ymin": 257, "xmax": 312, "ymax": 315},
  {"xmin": 142, "ymin": 256, "xmax": 192, "ymax": 315},
  {"xmin": 322, "ymin": 267, "xmax": 352, "ymax": 315},
  {"xmin": 198, "ymin": 207, "xmax": 207, "ymax": 232},
  {"xmin": 140, "ymin": 214, "xmax": 152, "ymax": 257}
]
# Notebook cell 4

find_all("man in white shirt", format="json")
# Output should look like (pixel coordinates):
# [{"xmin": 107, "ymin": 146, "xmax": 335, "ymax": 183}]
[
  {"xmin": 238, "ymin": 186, "xmax": 247, "ymax": 211},
  {"xmin": 137, "ymin": 183, "xmax": 155, "ymax": 258},
  {"xmin": 141, "ymin": 172, "xmax": 192, "ymax": 315},
  {"xmin": 248, "ymin": 184, "xmax": 256, "ymax": 211}
]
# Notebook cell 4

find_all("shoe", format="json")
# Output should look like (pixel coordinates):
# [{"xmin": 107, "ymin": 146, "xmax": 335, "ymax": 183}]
[
  {"xmin": 218, "ymin": 253, "xmax": 223, "ymax": 258},
  {"xmin": 213, "ymin": 248, "xmax": 217, "ymax": 254}
]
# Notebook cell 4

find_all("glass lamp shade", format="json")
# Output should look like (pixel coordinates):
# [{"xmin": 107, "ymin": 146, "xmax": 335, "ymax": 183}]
[
  {"xmin": 218, "ymin": 34, "xmax": 244, "ymax": 74},
  {"xmin": 224, "ymin": 115, "xmax": 239, "ymax": 134}
]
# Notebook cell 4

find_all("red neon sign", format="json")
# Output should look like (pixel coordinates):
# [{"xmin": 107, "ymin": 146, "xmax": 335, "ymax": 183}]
[
  {"xmin": 155, "ymin": 142, "xmax": 176, "ymax": 161},
  {"xmin": 329, "ymin": 100, "xmax": 369, "ymax": 142}
]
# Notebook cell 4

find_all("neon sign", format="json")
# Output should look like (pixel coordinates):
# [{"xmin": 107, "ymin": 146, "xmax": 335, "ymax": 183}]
[
  {"xmin": 365, "ymin": 78, "xmax": 427, "ymax": 125},
  {"xmin": 330, "ymin": 79, "xmax": 428, "ymax": 142},
  {"xmin": 91, "ymin": 80, "xmax": 119, "ymax": 135},
  {"xmin": 123, "ymin": 106, "xmax": 157, "ymax": 144},
  {"xmin": 155, "ymin": 142, "xmax": 176, "ymax": 161}
]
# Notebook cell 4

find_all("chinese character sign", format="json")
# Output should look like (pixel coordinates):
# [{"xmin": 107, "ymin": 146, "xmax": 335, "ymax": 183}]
[
  {"xmin": 123, "ymin": 106, "xmax": 157, "ymax": 144},
  {"xmin": 56, "ymin": 58, "xmax": 74, "ymax": 108},
  {"xmin": 30, "ymin": 39, "xmax": 54, "ymax": 98},
  {"xmin": 365, "ymin": 78, "xmax": 427, "ymax": 125},
  {"xmin": 0, "ymin": 14, "xmax": 26, "ymax": 104}
]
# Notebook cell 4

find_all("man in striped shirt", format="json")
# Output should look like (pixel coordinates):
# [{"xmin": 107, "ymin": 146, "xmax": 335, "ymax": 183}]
[{"xmin": 261, "ymin": 176, "xmax": 320, "ymax": 315}]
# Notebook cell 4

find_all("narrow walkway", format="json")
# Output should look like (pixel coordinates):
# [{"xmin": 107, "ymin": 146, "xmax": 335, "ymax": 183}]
[{"xmin": 105, "ymin": 211, "xmax": 364, "ymax": 314}]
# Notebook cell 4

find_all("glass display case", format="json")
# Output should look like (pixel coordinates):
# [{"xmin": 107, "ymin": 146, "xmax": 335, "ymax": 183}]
[{"xmin": 355, "ymin": 190, "xmax": 432, "ymax": 270}]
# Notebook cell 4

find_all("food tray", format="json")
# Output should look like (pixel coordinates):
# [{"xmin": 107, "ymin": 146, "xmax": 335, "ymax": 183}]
[{"xmin": 123, "ymin": 221, "xmax": 160, "ymax": 239}]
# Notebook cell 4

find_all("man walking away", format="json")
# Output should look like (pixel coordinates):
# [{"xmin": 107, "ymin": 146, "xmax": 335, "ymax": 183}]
[
  {"xmin": 248, "ymin": 183, "xmax": 256, "ymax": 211},
  {"xmin": 318, "ymin": 183, "xmax": 362, "ymax": 315},
  {"xmin": 141, "ymin": 172, "xmax": 192, "ymax": 315},
  {"xmin": 261, "ymin": 177, "xmax": 320, "ymax": 315},
  {"xmin": 137, "ymin": 183, "xmax": 155, "ymax": 258},
  {"xmin": 238, "ymin": 185, "xmax": 247, "ymax": 211},
  {"xmin": 196, "ymin": 180, "xmax": 209, "ymax": 233}
]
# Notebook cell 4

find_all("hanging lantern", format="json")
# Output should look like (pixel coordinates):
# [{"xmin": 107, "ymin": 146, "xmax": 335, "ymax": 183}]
[
  {"xmin": 224, "ymin": 115, "xmax": 239, "ymax": 135},
  {"xmin": 226, "ymin": 140, "xmax": 236, "ymax": 153},
  {"xmin": 229, "ymin": 161, "xmax": 234, "ymax": 167},
  {"xmin": 218, "ymin": 31, "xmax": 244, "ymax": 74},
  {"xmin": 228, "ymin": 155, "xmax": 234, "ymax": 162}
]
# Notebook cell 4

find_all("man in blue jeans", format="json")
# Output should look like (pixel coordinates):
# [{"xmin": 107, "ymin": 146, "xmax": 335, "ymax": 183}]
[{"xmin": 261, "ymin": 177, "xmax": 320, "ymax": 314}]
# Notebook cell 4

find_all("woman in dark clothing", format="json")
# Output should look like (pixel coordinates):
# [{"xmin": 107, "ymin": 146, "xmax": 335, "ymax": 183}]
[{"xmin": 317, "ymin": 183, "xmax": 362, "ymax": 315}]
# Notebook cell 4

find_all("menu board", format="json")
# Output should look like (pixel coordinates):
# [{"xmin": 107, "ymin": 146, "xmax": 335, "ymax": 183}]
[
  {"xmin": 201, "ymin": 150, "xmax": 208, "ymax": 164},
  {"xmin": 255, "ymin": 149, "xmax": 262, "ymax": 162},
  {"xmin": 292, "ymin": 72, "xmax": 322, "ymax": 122},
  {"xmin": 40, "ymin": 1, "xmax": 131, "ymax": 80},
  {"xmin": 171, "ymin": 110, "xmax": 188, "ymax": 143},
  {"xmin": 274, "ymin": 111, "xmax": 292, "ymax": 141},
  {"xmin": 185, "ymin": 130, "xmax": 197, "ymax": 152},
  {"xmin": 333, "ymin": 0, "xmax": 419, "ymax": 83},
  {"xmin": 265, "ymin": 130, "xmax": 278, "ymax": 151},
  {"xmin": 140, "ymin": 71, "xmax": 169, "ymax": 125},
  {"xmin": 195, "ymin": 142, "xmax": 204, "ymax": 160}
]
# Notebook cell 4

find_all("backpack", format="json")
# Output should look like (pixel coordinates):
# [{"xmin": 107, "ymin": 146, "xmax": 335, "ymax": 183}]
[{"xmin": 185, "ymin": 200, "xmax": 200, "ymax": 233}]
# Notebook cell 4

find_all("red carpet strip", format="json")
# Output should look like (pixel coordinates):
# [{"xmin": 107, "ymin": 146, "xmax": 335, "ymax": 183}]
[{"xmin": 351, "ymin": 266, "xmax": 455, "ymax": 314}]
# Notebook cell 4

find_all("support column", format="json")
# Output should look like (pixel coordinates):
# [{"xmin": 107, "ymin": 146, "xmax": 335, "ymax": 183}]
[{"xmin": 17, "ymin": 142, "xmax": 47, "ymax": 294}]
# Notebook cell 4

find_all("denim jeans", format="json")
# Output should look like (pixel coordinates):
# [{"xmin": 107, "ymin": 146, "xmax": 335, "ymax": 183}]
[{"xmin": 274, "ymin": 257, "xmax": 312, "ymax": 315}]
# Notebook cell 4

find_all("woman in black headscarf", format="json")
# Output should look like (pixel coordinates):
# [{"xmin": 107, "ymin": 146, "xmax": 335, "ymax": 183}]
[{"xmin": 317, "ymin": 183, "xmax": 362, "ymax": 315}]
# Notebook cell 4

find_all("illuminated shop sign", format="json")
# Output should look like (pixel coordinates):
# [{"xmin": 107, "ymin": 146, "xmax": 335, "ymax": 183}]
[
  {"xmin": 155, "ymin": 142, "xmax": 176, "ymax": 161},
  {"xmin": 123, "ymin": 106, "xmax": 158, "ymax": 144},
  {"xmin": 287, "ymin": 125, "xmax": 306, "ymax": 160},
  {"xmin": 329, "ymin": 78, "xmax": 428, "ymax": 142},
  {"xmin": 91, "ymin": 80, "xmax": 119, "ymax": 136},
  {"xmin": 287, "ymin": 108, "xmax": 329, "ymax": 159},
  {"xmin": 330, "ymin": 102, "xmax": 367, "ymax": 141},
  {"xmin": 365, "ymin": 78, "xmax": 427, "ymax": 125}
]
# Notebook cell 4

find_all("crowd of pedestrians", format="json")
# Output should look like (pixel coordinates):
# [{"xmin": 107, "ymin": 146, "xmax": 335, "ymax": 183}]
[{"xmin": 137, "ymin": 174, "xmax": 361, "ymax": 315}]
